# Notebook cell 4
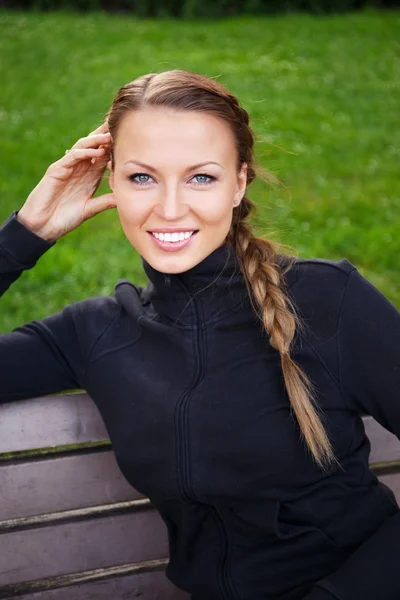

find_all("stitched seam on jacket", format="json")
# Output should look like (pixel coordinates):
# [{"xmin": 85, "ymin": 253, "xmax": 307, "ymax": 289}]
[
  {"xmin": 307, "ymin": 340, "xmax": 341, "ymax": 391},
  {"xmin": 85, "ymin": 338, "xmax": 142, "ymax": 369},
  {"xmin": 83, "ymin": 304, "xmax": 123, "ymax": 384},
  {"xmin": 314, "ymin": 580, "xmax": 344, "ymax": 599}
]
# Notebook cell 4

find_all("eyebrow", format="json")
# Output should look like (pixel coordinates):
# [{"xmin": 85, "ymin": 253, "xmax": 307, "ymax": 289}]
[{"xmin": 123, "ymin": 160, "xmax": 224, "ymax": 171}]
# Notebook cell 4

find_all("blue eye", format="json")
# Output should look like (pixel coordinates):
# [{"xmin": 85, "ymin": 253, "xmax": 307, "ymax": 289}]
[
  {"xmin": 192, "ymin": 174, "xmax": 215, "ymax": 185},
  {"xmin": 129, "ymin": 173, "xmax": 153, "ymax": 185}
]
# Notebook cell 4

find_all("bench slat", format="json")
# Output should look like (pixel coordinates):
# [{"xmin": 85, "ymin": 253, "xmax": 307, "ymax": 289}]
[
  {"xmin": 0, "ymin": 450, "xmax": 141, "ymax": 520},
  {"xmin": 0, "ymin": 509, "xmax": 168, "ymax": 586},
  {"xmin": 0, "ymin": 568, "xmax": 189, "ymax": 600},
  {"xmin": 0, "ymin": 393, "xmax": 106, "ymax": 453}
]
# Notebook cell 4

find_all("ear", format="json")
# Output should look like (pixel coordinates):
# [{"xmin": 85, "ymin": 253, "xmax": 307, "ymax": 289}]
[
  {"xmin": 234, "ymin": 162, "xmax": 248, "ymax": 206},
  {"xmin": 108, "ymin": 164, "xmax": 114, "ymax": 192}
]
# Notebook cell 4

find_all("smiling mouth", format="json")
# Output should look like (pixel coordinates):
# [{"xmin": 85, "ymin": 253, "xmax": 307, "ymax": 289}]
[{"xmin": 149, "ymin": 230, "xmax": 198, "ymax": 242}]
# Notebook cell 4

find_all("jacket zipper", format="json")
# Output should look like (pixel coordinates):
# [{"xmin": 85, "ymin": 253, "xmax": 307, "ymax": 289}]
[
  {"xmin": 174, "ymin": 276, "xmax": 206, "ymax": 503},
  {"xmin": 174, "ymin": 276, "xmax": 238, "ymax": 600}
]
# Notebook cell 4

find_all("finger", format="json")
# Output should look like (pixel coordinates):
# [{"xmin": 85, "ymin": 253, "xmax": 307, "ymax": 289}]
[
  {"xmin": 91, "ymin": 156, "xmax": 112, "ymax": 169},
  {"xmin": 90, "ymin": 144, "xmax": 112, "ymax": 165},
  {"xmin": 72, "ymin": 132, "xmax": 111, "ymax": 151},
  {"xmin": 84, "ymin": 193, "xmax": 117, "ymax": 220},
  {"xmin": 55, "ymin": 147, "xmax": 107, "ymax": 169}
]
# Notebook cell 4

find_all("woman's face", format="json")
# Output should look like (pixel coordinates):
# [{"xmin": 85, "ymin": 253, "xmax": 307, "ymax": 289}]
[{"xmin": 109, "ymin": 106, "xmax": 247, "ymax": 274}]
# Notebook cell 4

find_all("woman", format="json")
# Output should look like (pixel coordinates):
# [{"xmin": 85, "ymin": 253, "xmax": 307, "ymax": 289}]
[{"xmin": 1, "ymin": 69, "xmax": 399, "ymax": 600}]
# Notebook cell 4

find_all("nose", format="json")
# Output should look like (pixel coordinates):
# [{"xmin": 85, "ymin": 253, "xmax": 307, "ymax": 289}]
[{"xmin": 153, "ymin": 184, "xmax": 190, "ymax": 221}]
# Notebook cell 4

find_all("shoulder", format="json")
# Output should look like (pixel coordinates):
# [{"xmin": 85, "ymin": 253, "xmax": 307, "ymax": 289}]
[
  {"xmin": 276, "ymin": 255, "xmax": 359, "ymax": 340},
  {"xmin": 63, "ymin": 283, "xmax": 145, "ymax": 362},
  {"xmin": 277, "ymin": 255, "xmax": 357, "ymax": 304},
  {"xmin": 63, "ymin": 293, "xmax": 121, "ymax": 325},
  {"xmin": 60, "ymin": 294, "xmax": 122, "ymax": 352},
  {"xmin": 277, "ymin": 254, "xmax": 356, "ymax": 289}
]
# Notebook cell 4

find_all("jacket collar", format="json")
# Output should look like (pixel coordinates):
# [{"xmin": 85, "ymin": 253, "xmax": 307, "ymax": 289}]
[{"xmin": 141, "ymin": 243, "xmax": 247, "ymax": 326}]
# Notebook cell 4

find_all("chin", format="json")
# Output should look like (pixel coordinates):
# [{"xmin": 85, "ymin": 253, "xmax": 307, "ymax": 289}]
[
  {"xmin": 143, "ymin": 246, "xmax": 213, "ymax": 275},
  {"xmin": 145, "ymin": 251, "xmax": 202, "ymax": 274}
]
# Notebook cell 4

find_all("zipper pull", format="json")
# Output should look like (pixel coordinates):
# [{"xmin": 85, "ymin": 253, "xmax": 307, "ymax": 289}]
[{"xmin": 164, "ymin": 273, "xmax": 171, "ymax": 286}]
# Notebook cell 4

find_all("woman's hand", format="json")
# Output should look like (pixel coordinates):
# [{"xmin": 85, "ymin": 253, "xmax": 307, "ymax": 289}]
[{"xmin": 16, "ymin": 121, "xmax": 115, "ymax": 242}]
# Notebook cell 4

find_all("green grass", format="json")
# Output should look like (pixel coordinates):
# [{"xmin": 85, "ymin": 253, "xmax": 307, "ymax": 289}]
[{"xmin": 0, "ymin": 9, "xmax": 399, "ymax": 332}]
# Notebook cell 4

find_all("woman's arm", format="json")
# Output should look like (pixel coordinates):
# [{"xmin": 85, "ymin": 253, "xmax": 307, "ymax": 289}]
[
  {"xmin": 0, "ymin": 211, "xmax": 84, "ymax": 401},
  {"xmin": 339, "ymin": 265, "xmax": 400, "ymax": 437},
  {"xmin": 0, "ymin": 210, "xmax": 119, "ymax": 403},
  {"xmin": 304, "ymin": 266, "xmax": 400, "ymax": 600}
]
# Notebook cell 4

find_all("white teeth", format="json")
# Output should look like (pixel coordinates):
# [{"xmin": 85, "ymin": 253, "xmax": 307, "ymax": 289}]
[{"xmin": 152, "ymin": 231, "xmax": 195, "ymax": 242}]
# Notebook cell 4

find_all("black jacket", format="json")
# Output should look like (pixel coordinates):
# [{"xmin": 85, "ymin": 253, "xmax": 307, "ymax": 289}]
[{"xmin": 1, "ymin": 209, "xmax": 400, "ymax": 600}]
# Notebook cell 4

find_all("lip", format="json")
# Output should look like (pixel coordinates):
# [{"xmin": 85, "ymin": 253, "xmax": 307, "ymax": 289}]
[
  {"xmin": 148, "ymin": 230, "xmax": 198, "ymax": 252},
  {"xmin": 148, "ymin": 227, "xmax": 199, "ymax": 233}
]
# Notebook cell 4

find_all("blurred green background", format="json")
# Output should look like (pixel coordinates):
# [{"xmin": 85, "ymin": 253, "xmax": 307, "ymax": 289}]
[{"xmin": 0, "ymin": 8, "xmax": 399, "ymax": 332}]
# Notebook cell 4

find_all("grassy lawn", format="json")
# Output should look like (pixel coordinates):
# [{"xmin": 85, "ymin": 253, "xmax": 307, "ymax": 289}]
[{"xmin": 0, "ymin": 9, "xmax": 399, "ymax": 332}]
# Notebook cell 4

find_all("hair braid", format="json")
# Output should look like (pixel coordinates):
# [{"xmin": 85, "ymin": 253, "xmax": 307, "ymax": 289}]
[{"xmin": 228, "ymin": 196, "xmax": 341, "ymax": 473}]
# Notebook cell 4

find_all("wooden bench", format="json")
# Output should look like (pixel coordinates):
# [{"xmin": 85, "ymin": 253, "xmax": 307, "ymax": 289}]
[{"xmin": 0, "ymin": 392, "xmax": 399, "ymax": 599}]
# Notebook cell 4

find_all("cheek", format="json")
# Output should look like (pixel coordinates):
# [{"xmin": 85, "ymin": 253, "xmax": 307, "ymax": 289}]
[
  {"xmin": 197, "ymin": 191, "xmax": 234, "ymax": 225},
  {"xmin": 115, "ymin": 187, "xmax": 149, "ymax": 225},
  {"xmin": 116, "ymin": 201, "xmax": 147, "ymax": 253}
]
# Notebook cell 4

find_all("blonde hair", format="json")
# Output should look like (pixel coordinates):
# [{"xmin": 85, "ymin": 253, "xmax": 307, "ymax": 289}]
[{"xmin": 105, "ymin": 69, "xmax": 340, "ymax": 473}]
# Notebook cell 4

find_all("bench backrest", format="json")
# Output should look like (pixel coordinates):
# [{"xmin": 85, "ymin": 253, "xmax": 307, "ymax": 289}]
[{"xmin": 0, "ymin": 392, "xmax": 399, "ymax": 599}]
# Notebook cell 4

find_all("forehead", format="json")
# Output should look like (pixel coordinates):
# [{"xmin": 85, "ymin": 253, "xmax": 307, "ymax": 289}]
[{"xmin": 114, "ymin": 107, "xmax": 237, "ymax": 166}]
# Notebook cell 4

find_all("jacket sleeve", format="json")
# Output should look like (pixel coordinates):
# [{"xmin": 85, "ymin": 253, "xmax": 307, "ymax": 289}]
[
  {"xmin": 0, "ymin": 211, "xmax": 115, "ymax": 403},
  {"xmin": 304, "ymin": 265, "xmax": 400, "ymax": 600},
  {"xmin": 0, "ymin": 210, "xmax": 56, "ymax": 296}
]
